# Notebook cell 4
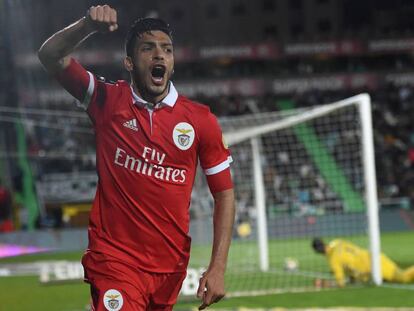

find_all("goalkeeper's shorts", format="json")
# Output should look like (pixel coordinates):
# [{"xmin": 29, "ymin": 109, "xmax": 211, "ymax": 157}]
[{"xmin": 82, "ymin": 251, "xmax": 186, "ymax": 311}]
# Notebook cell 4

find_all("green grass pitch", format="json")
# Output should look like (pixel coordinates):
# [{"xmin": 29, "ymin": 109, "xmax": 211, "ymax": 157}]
[{"xmin": 0, "ymin": 231, "xmax": 413, "ymax": 311}]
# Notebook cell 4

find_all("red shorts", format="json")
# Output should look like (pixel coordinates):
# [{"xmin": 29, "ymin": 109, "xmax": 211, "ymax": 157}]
[{"xmin": 82, "ymin": 251, "xmax": 186, "ymax": 311}]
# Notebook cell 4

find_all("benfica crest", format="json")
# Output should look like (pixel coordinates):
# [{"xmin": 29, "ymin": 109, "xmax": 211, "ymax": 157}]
[
  {"xmin": 173, "ymin": 122, "xmax": 195, "ymax": 150},
  {"xmin": 103, "ymin": 289, "xmax": 123, "ymax": 311}
]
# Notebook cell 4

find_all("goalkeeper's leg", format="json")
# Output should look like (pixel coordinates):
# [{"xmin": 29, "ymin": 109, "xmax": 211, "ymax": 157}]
[
  {"xmin": 380, "ymin": 254, "xmax": 402, "ymax": 282},
  {"xmin": 381, "ymin": 253, "xmax": 414, "ymax": 283},
  {"xmin": 401, "ymin": 266, "xmax": 414, "ymax": 283},
  {"xmin": 387, "ymin": 265, "xmax": 414, "ymax": 283}
]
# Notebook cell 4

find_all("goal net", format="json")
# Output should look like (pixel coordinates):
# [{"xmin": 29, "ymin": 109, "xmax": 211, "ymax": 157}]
[{"xmin": 188, "ymin": 94, "xmax": 381, "ymax": 296}]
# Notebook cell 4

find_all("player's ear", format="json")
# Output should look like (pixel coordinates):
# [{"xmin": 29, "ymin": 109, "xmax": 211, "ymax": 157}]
[{"xmin": 124, "ymin": 56, "xmax": 133, "ymax": 72}]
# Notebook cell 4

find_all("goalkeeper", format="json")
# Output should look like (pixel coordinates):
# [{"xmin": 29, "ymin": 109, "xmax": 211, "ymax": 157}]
[{"xmin": 312, "ymin": 238, "xmax": 414, "ymax": 287}]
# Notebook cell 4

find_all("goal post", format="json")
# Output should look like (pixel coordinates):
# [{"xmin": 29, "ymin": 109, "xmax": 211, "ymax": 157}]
[
  {"xmin": 189, "ymin": 93, "xmax": 381, "ymax": 295},
  {"xmin": 251, "ymin": 136, "xmax": 269, "ymax": 272},
  {"xmin": 358, "ymin": 95, "xmax": 381, "ymax": 286}
]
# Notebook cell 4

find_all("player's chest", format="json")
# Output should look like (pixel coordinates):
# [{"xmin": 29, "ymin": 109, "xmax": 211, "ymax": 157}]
[{"xmin": 106, "ymin": 106, "xmax": 198, "ymax": 165}]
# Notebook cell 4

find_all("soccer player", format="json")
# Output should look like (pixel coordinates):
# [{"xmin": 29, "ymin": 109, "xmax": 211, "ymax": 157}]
[
  {"xmin": 312, "ymin": 238, "xmax": 414, "ymax": 287},
  {"xmin": 38, "ymin": 5, "xmax": 235, "ymax": 311}
]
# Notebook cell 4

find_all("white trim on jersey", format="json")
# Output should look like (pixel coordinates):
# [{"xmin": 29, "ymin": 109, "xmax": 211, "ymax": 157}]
[
  {"xmin": 162, "ymin": 82, "xmax": 178, "ymax": 106},
  {"xmin": 82, "ymin": 71, "xmax": 95, "ymax": 108},
  {"xmin": 204, "ymin": 156, "xmax": 233, "ymax": 176},
  {"xmin": 131, "ymin": 82, "xmax": 178, "ymax": 108}
]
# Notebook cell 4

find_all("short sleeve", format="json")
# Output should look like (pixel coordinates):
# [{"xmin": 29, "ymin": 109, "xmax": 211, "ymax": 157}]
[
  {"xmin": 199, "ymin": 112, "xmax": 232, "ymax": 175},
  {"xmin": 54, "ymin": 58, "xmax": 109, "ymax": 125},
  {"xmin": 54, "ymin": 58, "xmax": 94, "ymax": 106}
]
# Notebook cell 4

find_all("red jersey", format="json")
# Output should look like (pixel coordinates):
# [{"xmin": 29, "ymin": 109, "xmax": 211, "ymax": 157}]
[{"xmin": 56, "ymin": 59, "xmax": 233, "ymax": 272}]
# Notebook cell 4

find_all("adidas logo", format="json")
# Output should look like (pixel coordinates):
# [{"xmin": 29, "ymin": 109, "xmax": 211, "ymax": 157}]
[{"xmin": 123, "ymin": 118, "xmax": 139, "ymax": 132}]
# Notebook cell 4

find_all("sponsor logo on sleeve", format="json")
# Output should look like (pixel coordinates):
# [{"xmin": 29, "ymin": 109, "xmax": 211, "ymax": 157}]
[
  {"xmin": 173, "ymin": 122, "xmax": 195, "ymax": 150},
  {"xmin": 103, "ymin": 289, "xmax": 124, "ymax": 311}
]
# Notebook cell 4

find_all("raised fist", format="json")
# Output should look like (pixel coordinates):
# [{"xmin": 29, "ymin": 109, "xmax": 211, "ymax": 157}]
[{"xmin": 86, "ymin": 5, "xmax": 118, "ymax": 33}]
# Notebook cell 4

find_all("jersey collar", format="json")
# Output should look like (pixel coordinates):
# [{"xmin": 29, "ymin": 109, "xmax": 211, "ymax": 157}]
[{"xmin": 131, "ymin": 81, "xmax": 178, "ymax": 108}]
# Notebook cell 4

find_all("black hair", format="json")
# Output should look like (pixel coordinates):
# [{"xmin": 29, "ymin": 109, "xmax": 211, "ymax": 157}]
[
  {"xmin": 312, "ymin": 237, "xmax": 326, "ymax": 253},
  {"xmin": 125, "ymin": 17, "xmax": 173, "ymax": 57}
]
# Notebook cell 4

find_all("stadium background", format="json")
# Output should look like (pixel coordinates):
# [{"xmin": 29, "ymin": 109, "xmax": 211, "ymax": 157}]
[{"xmin": 0, "ymin": 0, "xmax": 414, "ymax": 310}]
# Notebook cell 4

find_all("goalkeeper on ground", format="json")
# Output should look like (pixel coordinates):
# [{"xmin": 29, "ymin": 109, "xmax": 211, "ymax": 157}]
[{"xmin": 312, "ymin": 238, "xmax": 414, "ymax": 287}]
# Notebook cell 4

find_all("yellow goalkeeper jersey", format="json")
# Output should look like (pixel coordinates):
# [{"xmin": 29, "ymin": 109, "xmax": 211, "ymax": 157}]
[{"xmin": 326, "ymin": 239, "xmax": 398, "ymax": 286}]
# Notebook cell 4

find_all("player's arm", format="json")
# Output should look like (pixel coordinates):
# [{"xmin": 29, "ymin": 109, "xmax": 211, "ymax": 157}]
[
  {"xmin": 198, "ymin": 187, "xmax": 235, "ymax": 310},
  {"xmin": 329, "ymin": 255, "xmax": 346, "ymax": 287},
  {"xmin": 196, "ymin": 111, "xmax": 235, "ymax": 310},
  {"xmin": 38, "ymin": 5, "xmax": 118, "ymax": 74},
  {"xmin": 314, "ymin": 278, "xmax": 338, "ymax": 289}
]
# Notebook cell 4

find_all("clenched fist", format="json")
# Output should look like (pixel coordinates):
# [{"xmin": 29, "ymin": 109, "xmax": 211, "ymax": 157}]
[{"xmin": 85, "ymin": 5, "xmax": 118, "ymax": 33}]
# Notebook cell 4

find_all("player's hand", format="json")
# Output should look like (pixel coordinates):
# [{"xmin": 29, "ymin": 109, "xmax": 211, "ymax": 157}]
[
  {"xmin": 85, "ymin": 5, "xmax": 118, "ymax": 33},
  {"xmin": 314, "ymin": 278, "xmax": 339, "ymax": 288},
  {"xmin": 197, "ymin": 268, "xmax": 226, "ymax": 310}
]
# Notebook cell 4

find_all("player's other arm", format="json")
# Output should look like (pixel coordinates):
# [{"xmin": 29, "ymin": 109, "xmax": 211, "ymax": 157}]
[
  {"xmin": 38, "ymin": 5, "xmax": 118, "ymax": 74},
  {"xmin": 198, "ymin": 188, "xmax": 235, "ymax": 310}
]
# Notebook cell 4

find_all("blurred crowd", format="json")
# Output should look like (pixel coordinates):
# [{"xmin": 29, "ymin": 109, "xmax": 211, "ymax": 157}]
[{"xmin": 25, "ymin": 105, "xmax": 96, "ymax": 175}]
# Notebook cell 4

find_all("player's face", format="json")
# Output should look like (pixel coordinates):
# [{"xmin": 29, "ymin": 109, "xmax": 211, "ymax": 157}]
[{"xmin": 129, "ymin": 31, "xmax": 174, "ymax": 102}]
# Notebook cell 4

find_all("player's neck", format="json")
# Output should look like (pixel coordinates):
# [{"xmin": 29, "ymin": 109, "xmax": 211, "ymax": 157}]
[{"xmin": 131, "ymin": 83, "xmax": 169, "ymax": 106}]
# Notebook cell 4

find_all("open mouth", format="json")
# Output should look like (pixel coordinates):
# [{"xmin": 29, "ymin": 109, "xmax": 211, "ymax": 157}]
[{"xmin": 151, "ymin": 65, "xmax": 166, "ymax": 85}]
